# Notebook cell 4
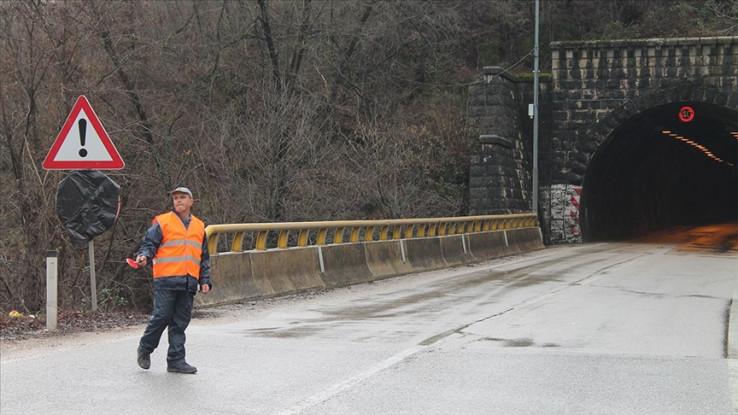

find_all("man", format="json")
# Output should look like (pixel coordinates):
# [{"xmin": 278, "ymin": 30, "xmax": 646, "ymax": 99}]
[{"xmin": 135, "ymin": 187, "xmax": 212, "ymax": 374}]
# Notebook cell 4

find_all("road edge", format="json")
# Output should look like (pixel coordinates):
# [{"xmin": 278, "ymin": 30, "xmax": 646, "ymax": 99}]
[
  {"xmin": 728, "ymin": 294, "xmax": 738, "ymax": 415},
  {"xmin": 729, "ymin": 295, "xmax": 738, "ymax": 358}
]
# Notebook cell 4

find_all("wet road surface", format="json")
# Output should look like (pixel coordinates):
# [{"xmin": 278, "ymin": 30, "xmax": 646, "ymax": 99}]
[{"xmin": 2, "ymin": 239, "xmax": 737, "ymax": 414}]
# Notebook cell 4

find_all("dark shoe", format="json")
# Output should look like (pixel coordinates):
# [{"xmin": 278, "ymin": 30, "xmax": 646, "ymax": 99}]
[
  {"xmin": 137, "ymin": 348, "xmax": 151, "ymax": 370},
  {"xmin": 167, "ymin": 362, "xmax": 197, "ymax": 374}
]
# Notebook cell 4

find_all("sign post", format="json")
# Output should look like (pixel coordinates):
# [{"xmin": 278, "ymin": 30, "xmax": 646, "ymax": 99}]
[{"xmin": 89, "ymin": 241, "xmax": 97, "ymax": 312}]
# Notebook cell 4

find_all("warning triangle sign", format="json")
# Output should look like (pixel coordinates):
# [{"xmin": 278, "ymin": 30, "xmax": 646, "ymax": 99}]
[{"xmin": 43, "ymin": 96, "xmax": 125, "ymax": 170}]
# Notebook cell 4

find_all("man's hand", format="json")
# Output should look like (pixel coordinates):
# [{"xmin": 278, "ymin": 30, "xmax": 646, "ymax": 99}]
[
  {"xmin": 135, "ymin": 255, "xmax": 147, "ymax": 266},
  {"xmin": 201, "ymin": 284, "xmax": 210, "ymax": 294}
]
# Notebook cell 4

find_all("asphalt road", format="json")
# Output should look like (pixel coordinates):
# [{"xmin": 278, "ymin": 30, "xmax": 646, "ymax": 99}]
[{"xmin": 2, "ymin": 239, "xmax": 737, "ymax": 414}]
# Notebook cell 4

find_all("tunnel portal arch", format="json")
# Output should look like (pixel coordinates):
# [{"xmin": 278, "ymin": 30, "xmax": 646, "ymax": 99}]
[{"xmin": 580, "ymin": 87, "xmax": 738, "ymax": 241}]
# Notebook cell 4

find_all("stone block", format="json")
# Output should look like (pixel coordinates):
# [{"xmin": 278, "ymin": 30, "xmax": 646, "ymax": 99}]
[
  {"xmin": 727, "ymin": 92, "xmax": 738, "ymax": 108},
  {"xmin": 479, "ymin": 134, "xmax": 513, "ymax": 148}
]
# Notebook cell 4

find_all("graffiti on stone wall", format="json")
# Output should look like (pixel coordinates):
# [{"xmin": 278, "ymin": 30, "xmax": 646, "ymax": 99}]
[
  {"xmin": 541, "ymin": 184, "xmax": 582, "ymax": 244},
  {"xmin": 567, "ymin": 186, "xmax": 582, "ymax": 238}
]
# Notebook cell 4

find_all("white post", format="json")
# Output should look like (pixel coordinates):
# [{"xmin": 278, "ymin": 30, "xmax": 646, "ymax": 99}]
[
  {"xmin": 89, "ymin": 241, "xmax": 97, "ymax": 312},
  {"xmin": 46, "ymin": 250, "xmax": 58, "ymax": 331}
]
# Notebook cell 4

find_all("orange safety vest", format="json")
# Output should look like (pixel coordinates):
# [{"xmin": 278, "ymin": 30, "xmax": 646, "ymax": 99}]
[{"xmin": 152, "ymin": 211, "xmax": 205, "ymax": 279}]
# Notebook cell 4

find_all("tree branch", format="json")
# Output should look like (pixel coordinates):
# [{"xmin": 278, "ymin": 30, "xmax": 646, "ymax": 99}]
[{"xmin": 257, "ymin": 0, "xmax": 282, "ymax": 92}]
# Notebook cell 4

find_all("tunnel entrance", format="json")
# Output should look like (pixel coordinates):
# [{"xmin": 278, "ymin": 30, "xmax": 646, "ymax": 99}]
[{"xmin": 581, "ymin": 101, "xmax": 738, "ymax": 241}]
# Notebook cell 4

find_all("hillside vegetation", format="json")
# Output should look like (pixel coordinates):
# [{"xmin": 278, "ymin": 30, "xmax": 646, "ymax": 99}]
[{"xmin": 1, "ymin": 0, "xmax": 734, "ymax": 311}]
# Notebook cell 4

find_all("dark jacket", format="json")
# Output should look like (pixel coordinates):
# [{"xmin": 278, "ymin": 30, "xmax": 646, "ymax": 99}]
[{"xmin": 137, "ymin": 211, "xmax": 211, "ymax": 294}]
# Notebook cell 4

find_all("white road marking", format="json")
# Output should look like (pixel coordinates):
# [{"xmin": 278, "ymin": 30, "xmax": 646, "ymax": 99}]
[{"xmin": 275, "ymin": 345, "xmax": 426, "ymax": 415}]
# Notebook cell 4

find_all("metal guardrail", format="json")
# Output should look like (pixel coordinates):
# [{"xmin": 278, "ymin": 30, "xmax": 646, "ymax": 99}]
[{"xmin": 206, "ymin": 213, "xmax": 538, "ymax": 254}]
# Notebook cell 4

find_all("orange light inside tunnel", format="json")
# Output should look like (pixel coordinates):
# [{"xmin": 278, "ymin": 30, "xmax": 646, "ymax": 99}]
[{"xmin": 660, "ymin": 130, "xmax": 733, "ymax": 166}]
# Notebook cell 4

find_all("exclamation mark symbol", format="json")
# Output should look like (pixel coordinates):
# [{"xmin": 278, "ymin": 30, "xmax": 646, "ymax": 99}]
[{"xmin": 78, "ymin": 119, "xmax": 87, "ymax": 157}]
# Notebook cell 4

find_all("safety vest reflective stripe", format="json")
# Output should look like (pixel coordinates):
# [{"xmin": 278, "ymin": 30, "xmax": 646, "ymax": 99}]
[
  {"xmin": 159, "ymin": 240, "xmax": 202, "ymax": 249},
  {"xmin": 153, "ymin": 255, "xmax": 201, "ymax": 266}
]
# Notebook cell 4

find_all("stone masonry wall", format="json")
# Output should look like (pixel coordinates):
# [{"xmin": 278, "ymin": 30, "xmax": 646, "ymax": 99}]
[{"xmin": 468, "ymin": 67, "xmax": 537, "ymax": 214}]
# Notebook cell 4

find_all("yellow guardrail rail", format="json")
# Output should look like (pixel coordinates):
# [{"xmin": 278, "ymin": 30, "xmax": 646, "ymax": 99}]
[{"xmin": 206, "ymin": 213, "xmax": 538, "ymax": 254}]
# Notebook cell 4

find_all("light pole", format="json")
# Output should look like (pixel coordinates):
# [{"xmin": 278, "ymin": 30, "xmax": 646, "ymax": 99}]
[{"xmin": 532, "ymin": 0, "xmax": 540, "ymax": 215}]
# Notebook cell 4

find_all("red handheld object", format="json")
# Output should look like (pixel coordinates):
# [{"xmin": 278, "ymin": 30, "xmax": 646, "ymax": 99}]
[{"xmin": 126, "ymin": 258, "xmax": 140, "ymax": 269}]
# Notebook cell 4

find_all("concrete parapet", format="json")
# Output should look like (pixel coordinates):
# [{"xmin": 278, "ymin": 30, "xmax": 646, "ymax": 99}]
[
  {"xmin": 194, "ymin": 253, "xmax": 252, "ymax": 307},
  {"xmin": 439, "ymin": 235, "xmax": 469, "ymax": 266},
  {"xmin": 404, "ymin": 238, "xmax": 447, "ymax": 271},
  {"xmin": 249, "ymin": 248, "xmax": 325, "ymax": 296},
  {"xmin": 364, "ymin": 240, "xmax": 413, "ymax": 279},
  {"xmin": 319, "ymin": 243, "xmax": 374, "ymax": 288},
  {"xmin": 466, "ymin": 231, "xmax": 508, "ymax": 260},
  {"xmin": 506, "ymin": 227, "xmax": 545, "ymax": 252},
  {"xmin": 198, "ymin": 228, "xmax": 544, "ymax": 308}
]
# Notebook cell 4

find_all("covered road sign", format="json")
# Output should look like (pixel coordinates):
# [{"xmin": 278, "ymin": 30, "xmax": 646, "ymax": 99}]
[{"xmin": 56, "ymin": 170, "xmax": 121, "ymax": 245}]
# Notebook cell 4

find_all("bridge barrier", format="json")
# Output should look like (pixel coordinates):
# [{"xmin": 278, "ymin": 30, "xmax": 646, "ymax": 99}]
[
  {"xmin": 364, "ymin": 240, "xmax": 413, "ymax": 278},
  {"xmin": 466, "ymin": 231, "xmax": 509, "ymax": 259},
  {"xmin": 319, "ymin": 243, "xmax": 374, "ymax": 288},
  {"xmin": 506, "ymin": 227, "xmax": 545, "ymax": 254},
  {"xmin": 203, "ymin": 254, "xmax": 253, "ymax": 305},
  {"xmin": 404, "ymin": 238, "xmax": 447, "ymax": 271},
  {"xmin": 249, "ymin": 248, "xmax": 325, "ymax": 296},
  {"xmin": 439, "ymin": 235, "xmax": 470, "ymax": 266},
  {"xmin": 195, "ymin": 214, "xmax": 543, "ymax": 307}
]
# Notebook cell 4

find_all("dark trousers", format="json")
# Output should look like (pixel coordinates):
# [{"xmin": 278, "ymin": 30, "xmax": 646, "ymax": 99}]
[{"xmin": 139, "ymin": 289, "xmax": 194, "ymax": 364}]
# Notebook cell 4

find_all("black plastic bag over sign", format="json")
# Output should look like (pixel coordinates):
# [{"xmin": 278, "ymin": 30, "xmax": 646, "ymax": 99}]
[{"xmin": 56, "ymin": 170, "xmax": 121, "ymax": 245}]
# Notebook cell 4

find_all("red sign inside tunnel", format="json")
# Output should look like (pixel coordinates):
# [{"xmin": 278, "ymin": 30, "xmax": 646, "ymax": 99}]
[{"xmin": 678, "ymin": 106, "xmax": 695, "ymax": 123}]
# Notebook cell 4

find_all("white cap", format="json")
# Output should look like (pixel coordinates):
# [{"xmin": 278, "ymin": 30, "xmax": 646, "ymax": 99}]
[{"xmin": 169, "ymin": 187, "xmax": 193, "ymax": 198}]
